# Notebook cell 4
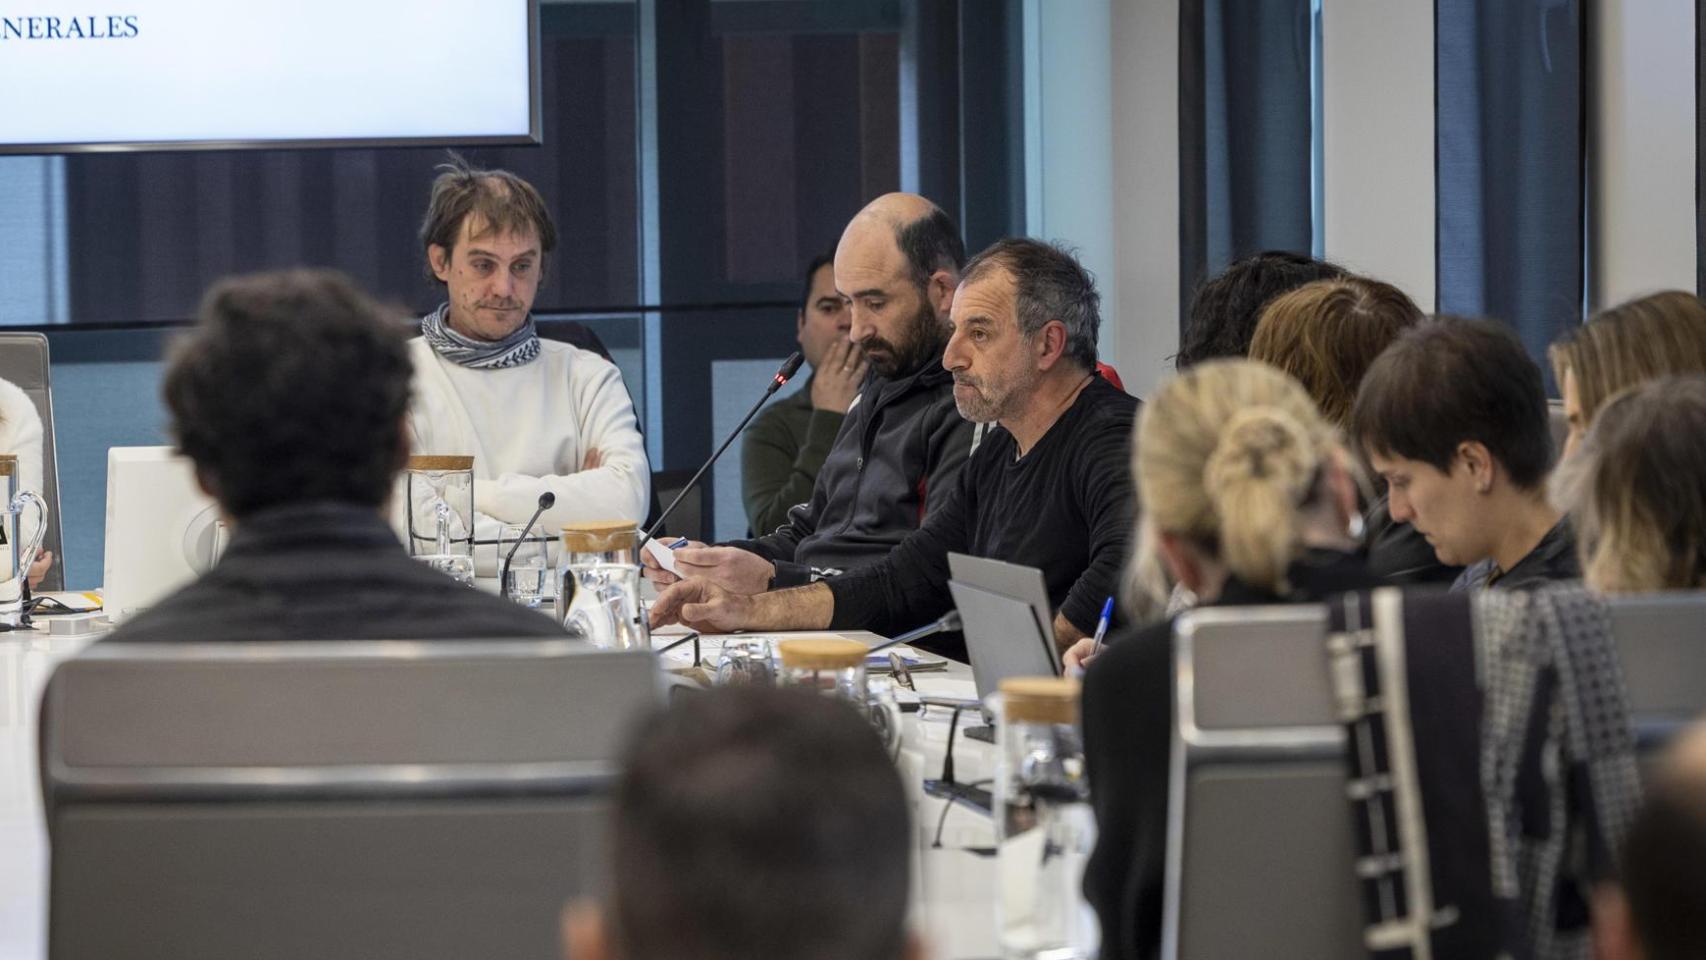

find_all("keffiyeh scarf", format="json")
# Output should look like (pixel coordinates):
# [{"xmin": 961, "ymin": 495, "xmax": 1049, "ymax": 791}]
[{"xmin": 420, "ymin": 303, "xmax": 541, "ymax": 369}]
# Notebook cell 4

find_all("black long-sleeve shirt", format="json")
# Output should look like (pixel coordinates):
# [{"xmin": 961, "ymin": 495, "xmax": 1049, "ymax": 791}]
[{"xmin": 825, "ymin": 375, "xmax": 1137, "ymax": 642}]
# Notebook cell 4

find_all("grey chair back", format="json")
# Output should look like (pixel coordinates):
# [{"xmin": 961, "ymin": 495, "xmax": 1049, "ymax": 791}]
[
  {"xmin": 1610, "ymin": 593, "xmax": 1706, "ymax": 744},
  {"xmin": 0, "ymin": 332, "xmax": 64, "ymax": 590},
  {"xmin": 1164, "ymin": 593, "xmax": 1706, "ymax": 960},
  {"xmin": 1164, "ymin": 605, "xmax": 1363, "ymax": 960},
  {"xmin": 42, "ymin": 639, "xmax": 663, "ymax": 960},
  {"xmin": 647, "ymin": 468, "xmax": 705, "ymax": 543}
]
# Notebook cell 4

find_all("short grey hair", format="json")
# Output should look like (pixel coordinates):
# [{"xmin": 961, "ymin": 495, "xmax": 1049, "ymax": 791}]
[{"xmin": 961, "ymin": 238, "xmax": 1100, "ymax": 369}]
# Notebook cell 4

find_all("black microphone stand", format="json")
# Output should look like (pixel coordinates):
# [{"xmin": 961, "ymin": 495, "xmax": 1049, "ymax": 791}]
[{"xmin": 639, "ymin": 351, "xmax": 803, "ymax": 549}]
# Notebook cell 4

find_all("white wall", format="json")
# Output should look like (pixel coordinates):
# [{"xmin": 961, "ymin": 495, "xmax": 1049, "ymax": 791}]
[
  {"xmin": 1022, "ymin": 0, "xmax": 1128, "ymax": 387},
  {"xmin": 1107, "ymin": 0, "xmax": 1180, "ymax": 400},
  {"xmin": 1589, "ymin": 0, "xmax": 1697, "ymax": 308},
  {"xmin": 1320, "ymin": 0, "xmax": 1436, "ymax": 311}
]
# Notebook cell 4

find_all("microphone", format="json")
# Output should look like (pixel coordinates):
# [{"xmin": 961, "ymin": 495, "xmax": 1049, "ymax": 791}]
[
  {"xmin": 639, "ymin": 351, "xmax": 805, "ymax": 548},
  {"xmin": 500, "ymin": 491, "xmax": 556, "ymax": 599},
  {"xmin": 866, "ymin": 610, "xmax": 962, "ymax": 657}
]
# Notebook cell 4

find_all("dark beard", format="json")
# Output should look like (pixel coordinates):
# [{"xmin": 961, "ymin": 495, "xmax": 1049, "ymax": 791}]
[{"xmin": 863, "ymin": 300, "xmax": 947, "ymax": 378}]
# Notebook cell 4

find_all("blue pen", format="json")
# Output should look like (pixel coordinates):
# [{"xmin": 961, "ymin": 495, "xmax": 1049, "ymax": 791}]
[
  {"xmin": 1090, "ymin": 596, "xmax": 1115, "ymax": 655},
  {"xmin": 667, "ymin": 537, "xmax": 689, "ymax": 549}
]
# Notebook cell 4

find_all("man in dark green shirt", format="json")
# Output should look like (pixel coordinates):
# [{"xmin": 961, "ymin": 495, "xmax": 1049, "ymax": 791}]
[{"xmin": 740, "ymin": 253, "xmax": 867, "ymax": 535}]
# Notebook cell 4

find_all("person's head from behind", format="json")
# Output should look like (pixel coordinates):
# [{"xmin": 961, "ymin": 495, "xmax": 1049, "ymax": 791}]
[
  {"xmin": 1176, "ymin": 250, "xmax": 1345, "ymax": 370},
  {"xmin": 563, "ymin": 686, "xmax": 917, "ymax": 960},
  {"xmin": 1550, "ymin": 290, "xmax": 1706, "ymax": 457},
  {"xmin": 164, "ymin": 269, "xmax": 411, "ymax": 521},
  {"xmin": 1595, "ymin": 720, "xmax": 1706, "ymax": 960},
  {"xmin": 1553, "ymin": 376, "xmax": 1706, "ymax": 593},
  {"xmin": 419, "ymin": 152, "xmax": 559, "ymax": 343},
  {"xmin": 1248, "ymin": 276, "xmax": 1424, "ymax": 428},
  {"xmin": 944, "ymin": 238, "xmax": 1100, "ymax": 424},
  {"xmin": 1350, "ymin": 318, "xmax": 1553, "ymax": 568},
  {"xmin": 797, "ymin": 252, "xmax": 851, "ymax": 369},
  {"xmin": 834, "ymin": 193, "xmax": 965, "ymax": 378},
  {"xmin": 1129, "ymin": 360, "xmax": 1361, "ymax": 608}
]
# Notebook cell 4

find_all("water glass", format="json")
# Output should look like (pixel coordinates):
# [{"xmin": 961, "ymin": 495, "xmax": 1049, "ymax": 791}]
[
  {"xmin": 500, "ymin": 522, "xmax": 553, "ymax": 607},
  {"xmin": 716, "ymin": 636, "xmax": 777, "ymax": 685}
]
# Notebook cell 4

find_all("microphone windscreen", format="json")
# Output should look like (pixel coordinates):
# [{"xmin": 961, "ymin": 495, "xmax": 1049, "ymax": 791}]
[
  {"xmin": 776, "ymin": 351, "xmax": 805, "ymax": 383},
  {"xmin": 538, "ymin": 491, "xmax": 556, "ymax": 510}
]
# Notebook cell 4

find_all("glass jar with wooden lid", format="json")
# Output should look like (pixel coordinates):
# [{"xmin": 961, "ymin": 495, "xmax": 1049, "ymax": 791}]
[
  {"xmin": 776, "ymin": 636, "xmax": 869, "ymax": 702},
  {"xmin": 403, "ymin": 455, "xmax": 474, "ymax": 583},
  {"xmin": 555, "ymin": 520, "xmax": 645, "ymax": 650},
  {"xmin": 992, "ymin": 676, "xmax": 1093, "ymax": 959}
]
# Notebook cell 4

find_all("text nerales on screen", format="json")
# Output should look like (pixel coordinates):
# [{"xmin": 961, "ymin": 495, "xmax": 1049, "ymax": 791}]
[{"xmin": 1, "ymin": 16, "xmax": 140, "ymax": 41}]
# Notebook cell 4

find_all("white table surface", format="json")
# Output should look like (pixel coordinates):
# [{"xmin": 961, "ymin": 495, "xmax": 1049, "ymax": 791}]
[{"xmin": 0, "ymin": 619, "xmax": 1011, "ymax": 960}]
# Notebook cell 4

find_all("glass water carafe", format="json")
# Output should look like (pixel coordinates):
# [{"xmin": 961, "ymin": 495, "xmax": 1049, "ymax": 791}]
[
  {"xmin": 555, "ymin": 522, "xmax": 644, "ymax": 649},
  {"xmin": 993, "ymin": 677, "xmax": 1096, "ymax": 960},
  {"xmin": 405, "ymin": 455, "xmax": 474, "ymax": 584},
  {"xmin": 0, "ymin": 454, "xmax": 46, "ymax": 627}
]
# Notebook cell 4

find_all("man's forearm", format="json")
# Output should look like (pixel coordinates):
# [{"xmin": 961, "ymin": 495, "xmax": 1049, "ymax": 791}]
[
  {"xmin": 750, "ymin": 582, "xmax": 836, "ymax": 631},
  {"xmin": 1053, "ymin": 611, "xmax": 1088, "ymax": 652}
]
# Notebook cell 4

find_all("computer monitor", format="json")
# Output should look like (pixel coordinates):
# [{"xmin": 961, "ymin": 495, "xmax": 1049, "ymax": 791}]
[{"xmin": 102, "ymin": 446, "xmax": 222, "ymax": 621}]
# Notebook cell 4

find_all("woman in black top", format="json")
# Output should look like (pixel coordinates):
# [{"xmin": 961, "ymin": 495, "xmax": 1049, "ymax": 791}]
[{"xmin": 1075, "ymin": 361, "xmax": 1383, "ymax": 960}]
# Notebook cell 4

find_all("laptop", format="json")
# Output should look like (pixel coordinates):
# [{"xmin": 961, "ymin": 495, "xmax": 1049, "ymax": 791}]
[
  {"xmin": 945, "ymin": 552, "xmax": 1062, "ymax": 698},
  {"xmin": 103, "ymin": 446, "xmax": 223, "ymax": 622}
]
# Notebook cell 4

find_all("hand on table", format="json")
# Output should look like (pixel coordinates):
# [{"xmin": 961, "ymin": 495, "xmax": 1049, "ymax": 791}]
[
  {"xmin": 648, "ymin": 578, "xmax": 757, "ymax": 634},
  {"xmin": 670, "ymin": 546, "xmax": 774, "ymax": 595}
]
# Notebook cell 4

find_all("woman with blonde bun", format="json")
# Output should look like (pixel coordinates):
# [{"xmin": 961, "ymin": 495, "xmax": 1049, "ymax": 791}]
[{"xmin": 1078, "ymin": 360, "xmax": 1382, "ymax": 960}]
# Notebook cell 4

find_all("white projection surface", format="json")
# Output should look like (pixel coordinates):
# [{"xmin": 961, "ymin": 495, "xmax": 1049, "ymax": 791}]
[{"xmin": 0, "ymin": 1, "xmax": 535, "ymax": 151}]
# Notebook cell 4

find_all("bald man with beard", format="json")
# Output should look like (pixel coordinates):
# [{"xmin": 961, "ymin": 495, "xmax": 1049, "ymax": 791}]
[{"xmin": 644, "ymin": 194, "xmax": 978, "ymax": 652}]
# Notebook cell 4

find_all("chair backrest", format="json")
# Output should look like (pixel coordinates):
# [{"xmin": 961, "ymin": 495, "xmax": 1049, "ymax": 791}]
[
  {"xmin": 1165, "ymin": 605, "xmax": 1363, "ymax": 960},
  {"xmin": 1165, "ymin": 592, "xmax": 1706, "ymax": 960},
  {"xmin": 647, "ymin": 468, "xmax": 705, "ymax": 543},
  {"xmin": 1609, "ymin": 592, "xmax": 1706, "ymax": 744},
  {"xmin": 0, "ymin": 332, "xmax": 64, "ymax": 590},
  {"xmin": 42, "ymin": 639, "xmax": 663, "ymax": 960}
]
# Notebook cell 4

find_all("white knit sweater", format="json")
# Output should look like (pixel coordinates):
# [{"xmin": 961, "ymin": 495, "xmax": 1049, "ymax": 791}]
[{"xmin": 405, "ymin": 337, "xmax": 650, "ymax": 573}]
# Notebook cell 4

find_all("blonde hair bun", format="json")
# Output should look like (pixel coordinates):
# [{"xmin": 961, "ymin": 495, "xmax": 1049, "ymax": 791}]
[{"xmin": 1203, "ymin": 406, "xmax": 1318, "ymax": 506}]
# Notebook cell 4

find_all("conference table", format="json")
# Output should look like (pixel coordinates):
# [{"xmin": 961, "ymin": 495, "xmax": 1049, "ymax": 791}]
[{"xmin": 0, "ymin": 613, "xmax": 1017, "ymax": 960}]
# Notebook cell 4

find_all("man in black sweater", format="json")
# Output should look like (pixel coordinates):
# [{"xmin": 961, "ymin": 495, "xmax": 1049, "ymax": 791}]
[
  {"xmin": 650, "ymin": 239, "xmax": 1136, "ymax": 650},
  {"xmin": 646, "ymin": 193, "xmax": 977, "ymax": 593},
  {"xmin": 105, "ymin": 269, "xmax": 564, "ymax": 644}
]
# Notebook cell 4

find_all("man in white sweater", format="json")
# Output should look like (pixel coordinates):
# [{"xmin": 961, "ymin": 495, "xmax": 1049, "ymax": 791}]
[{"xmin": 406, "ymin": 155, "xmax": 649, "ymax": 574}]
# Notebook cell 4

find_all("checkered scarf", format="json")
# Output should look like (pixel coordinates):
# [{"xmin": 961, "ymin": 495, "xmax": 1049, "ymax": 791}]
[{"xmin": 419, "ymin": 303, "xmax": 540, "ymax": 369}]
